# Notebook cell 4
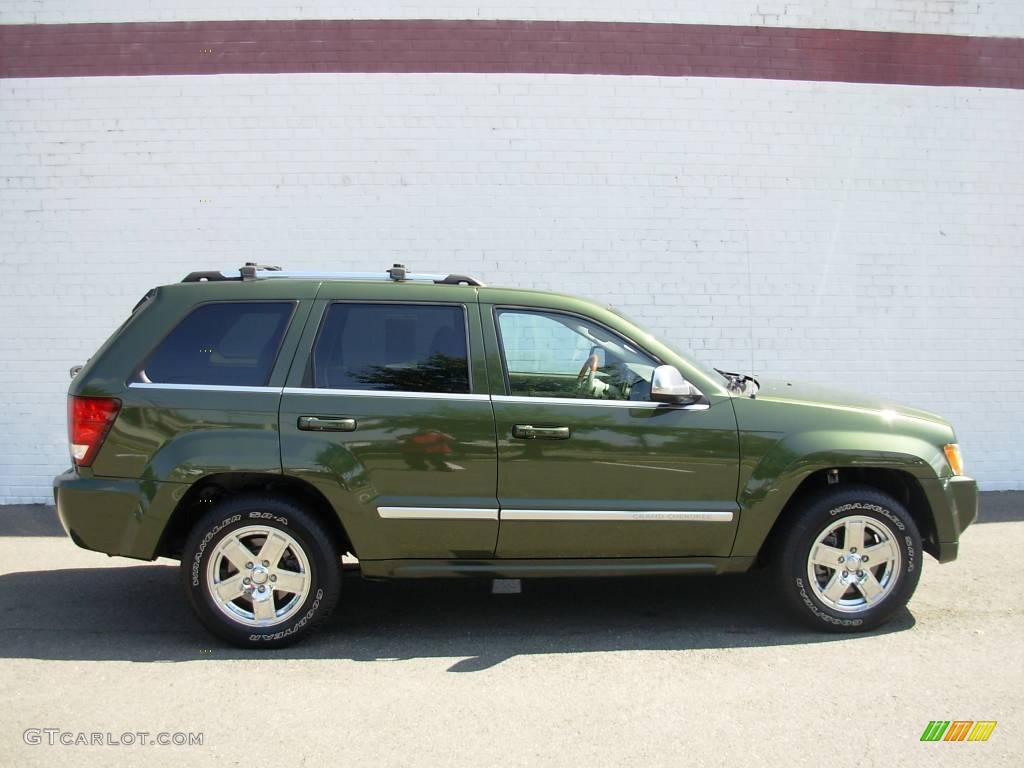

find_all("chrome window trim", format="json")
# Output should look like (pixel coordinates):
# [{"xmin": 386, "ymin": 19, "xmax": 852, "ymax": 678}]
[
  {"xmin": 377, "ymin": 507, "xmax": 499, "ymax": 521},
  {"xmin": 283, "ymin": 387, "xmax": 489, "ymax": 401},
  {"xmin": 491, "ymin": 394, "xmax": 709, "ymax": 410},
  {"xmin": 127, "ymin": 383, "xmax": 700, "ymax": 407},
  {"xmin": 501, "ymin": 509, "xmax": 735, "ymax": 522},
  {"xmin": 128, "ymin": 382, "xmax": 283, "ymax": 393}
]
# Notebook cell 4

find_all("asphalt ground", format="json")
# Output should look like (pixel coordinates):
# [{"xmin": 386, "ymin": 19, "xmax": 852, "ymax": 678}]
[{"xmin": 0, "ymin": 493, "xmax": 1021, "ymax": 767}]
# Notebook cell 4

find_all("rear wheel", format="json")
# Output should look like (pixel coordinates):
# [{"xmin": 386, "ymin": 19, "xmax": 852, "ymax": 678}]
[
  {"xmin": 181, "ymin": 495, "xmax": 341, "ymax": 648},
  {"xmin": 775, "ymin": 486, "xmax": 922, "ymax": 631}
]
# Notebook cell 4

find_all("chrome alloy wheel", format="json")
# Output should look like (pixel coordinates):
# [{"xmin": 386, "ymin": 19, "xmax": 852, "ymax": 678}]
[
  {"xmin": 205, "ymin": 525, "xmax": 312, "ymax": 627},
  {"xmin": 806, "ymin": 515, "xmax": 902, "ymax": 613}
]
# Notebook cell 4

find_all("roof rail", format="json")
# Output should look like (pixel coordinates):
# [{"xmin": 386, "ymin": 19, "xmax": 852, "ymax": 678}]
[{"xmin": 182, "ymin": 263, "xmax": 484, "ymax": 287}]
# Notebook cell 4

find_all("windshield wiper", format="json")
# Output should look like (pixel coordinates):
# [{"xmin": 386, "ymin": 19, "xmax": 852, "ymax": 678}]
[{"xmin": 714, "ymin": 368, "xmax": 760, "ymax": 396}]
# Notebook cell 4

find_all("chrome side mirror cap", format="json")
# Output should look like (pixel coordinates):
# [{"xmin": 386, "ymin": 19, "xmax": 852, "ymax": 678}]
[{"xmin": 650, "ymin": 365, "xmax": 704, "ymax": 405}]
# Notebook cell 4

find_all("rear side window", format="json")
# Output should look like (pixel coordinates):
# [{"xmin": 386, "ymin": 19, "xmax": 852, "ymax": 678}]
[
  {"xmin": 141, "ymin": 302, "xmax": 293, "ymax": 386},
  {"xmin": 311, "ymin": 303, "xmax": 470, "ymax": 393}
]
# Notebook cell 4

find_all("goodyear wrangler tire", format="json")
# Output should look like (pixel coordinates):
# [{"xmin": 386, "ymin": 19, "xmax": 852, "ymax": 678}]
[
  {"xmin": 181, "ymin": 495, "xmax": 341, "ymax": 648},
  {"xmin": 776, "ymin": 486, "xmax": 922, "ymax": 632}
]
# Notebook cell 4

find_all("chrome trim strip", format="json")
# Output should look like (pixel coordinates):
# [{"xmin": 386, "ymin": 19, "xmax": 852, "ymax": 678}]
[
  {"xmin": 501, "ymin": 509, "xmax": 735, "ymax": 522},
  {"xmin": 492, "ymin": 395, "xmax": 709, "ymax": 410},
  {"xmin": 283, "ymin": 387, "xmax": 489, "ymax": 401},
  {"xmin": 377, "ymin": 507, "xmax": 499, "ymax": 521},
  {"xmin": 128, "ymin": 382, "xmax": 282, "ymax": 393}
]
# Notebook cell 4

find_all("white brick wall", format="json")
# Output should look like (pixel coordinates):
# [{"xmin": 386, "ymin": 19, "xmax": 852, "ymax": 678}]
[
  {"xmin": 2, "ymin": 1, "xmax": 1023, "ymax": 36},
  {"xmin": 1, "ymin": 73, "xmax": 1022, "ymax": 501}
]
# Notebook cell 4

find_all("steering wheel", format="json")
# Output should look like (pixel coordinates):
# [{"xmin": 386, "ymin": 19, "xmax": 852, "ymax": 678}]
[{"xmin": 576, "ymin": 353, "xmax": 599, "ymax": 396}]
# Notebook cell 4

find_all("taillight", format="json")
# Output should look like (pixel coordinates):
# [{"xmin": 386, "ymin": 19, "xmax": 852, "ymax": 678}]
[{"xmin": 68, "ymin": 396, "xmax": 121, "ymax": 467}]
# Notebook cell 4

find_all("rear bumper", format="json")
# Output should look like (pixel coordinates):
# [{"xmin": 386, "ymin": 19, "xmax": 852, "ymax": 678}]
[
  {"xmin": 921, "ymin": 475, "xmax": 978, "ymax": 564},
  {"xmin": 53, "ymin": 468, "xmax": 183, "ymax": 560}
]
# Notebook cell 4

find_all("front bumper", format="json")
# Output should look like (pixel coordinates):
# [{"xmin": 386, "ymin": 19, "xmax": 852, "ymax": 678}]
[
  {"xmin": 921, "ymin": 475, "xmax": 978, "ymax": 563},
  {"xmin": 53, "ymin": 468, "xmax": 184, "ymax": 561}
]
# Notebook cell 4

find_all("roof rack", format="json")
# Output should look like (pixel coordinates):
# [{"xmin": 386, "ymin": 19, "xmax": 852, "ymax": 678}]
[{"xmin": 181, "ymin": 263, "xmax": 485, "ymax": 287}]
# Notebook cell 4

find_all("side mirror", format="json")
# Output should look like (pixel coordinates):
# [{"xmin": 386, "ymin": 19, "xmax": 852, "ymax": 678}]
[{"xmin": 650, "ymin": 365, "xmax": 703, "ymax": 405}]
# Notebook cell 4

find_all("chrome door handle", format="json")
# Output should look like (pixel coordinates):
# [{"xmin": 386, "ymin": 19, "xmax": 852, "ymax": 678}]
[
  {"xmin": 512, "ymin": 424, "xmax": 571, "ymax": 440},
  {"xmin": 297, "ymin": 416, "xmax": 357, "ymax": 432}
]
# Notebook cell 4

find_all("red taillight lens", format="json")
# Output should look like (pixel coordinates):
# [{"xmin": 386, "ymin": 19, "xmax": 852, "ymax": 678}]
[{"xmin": 68, "ymin": 396, "xmax": 121, "ymax": 467}]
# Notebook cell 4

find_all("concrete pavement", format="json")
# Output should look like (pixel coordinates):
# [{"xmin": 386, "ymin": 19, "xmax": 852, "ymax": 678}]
[{"xmin": 1, "ymin": 494, "xmax": 1021, "ymax": 767}]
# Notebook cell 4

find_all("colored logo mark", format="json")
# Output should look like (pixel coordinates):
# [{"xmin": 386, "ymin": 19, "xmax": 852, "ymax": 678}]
[{"xmin": 920, "ymin": 721, "xmax": 997, "ymax": 742}]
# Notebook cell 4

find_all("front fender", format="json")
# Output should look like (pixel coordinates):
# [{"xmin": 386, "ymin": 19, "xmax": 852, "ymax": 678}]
[{"xmin": 731, "ymin": 428, "xmax": 949, "ymax": 558}]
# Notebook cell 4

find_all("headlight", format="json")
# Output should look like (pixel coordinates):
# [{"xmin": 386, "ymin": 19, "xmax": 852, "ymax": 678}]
[{"xmin": 943, "ymin": 443, "xmax": 964, "ymax": 476}]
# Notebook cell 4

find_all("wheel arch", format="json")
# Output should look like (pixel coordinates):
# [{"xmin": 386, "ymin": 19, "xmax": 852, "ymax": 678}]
[
  {"xmin": 156, "ymin": 472, "xmax": 354, "ymax": 560},
  {"xmin": 754, "ymin": 467, "xmax": 938, "ymax": 565}
]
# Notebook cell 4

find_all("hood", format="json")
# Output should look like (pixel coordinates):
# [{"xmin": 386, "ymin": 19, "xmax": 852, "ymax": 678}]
[{"xmin": 752, "ymin": 377, "xmax": 949, "ymax": 426}]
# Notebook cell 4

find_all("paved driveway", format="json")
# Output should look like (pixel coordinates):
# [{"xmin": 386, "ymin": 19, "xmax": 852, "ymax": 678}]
[{"xmin": 1, "ymin": 496, "xmax": 1021, "ymax": 767}]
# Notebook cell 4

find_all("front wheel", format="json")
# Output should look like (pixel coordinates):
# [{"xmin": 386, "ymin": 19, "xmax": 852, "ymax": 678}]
[
  {"xmin": 181, "ymin": 495, "xmax": 342, "ymax": 648},
  {"xmin": 776, "ymin": 486, "xmax": 922, "ymax": 632}
]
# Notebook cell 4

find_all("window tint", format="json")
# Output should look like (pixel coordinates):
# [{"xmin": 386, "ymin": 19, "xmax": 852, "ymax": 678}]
[
  {"xmin": 496, "ymin": 309, "xmax": 657, "ymax": 400},
  {"xmin": 312, "ymin": 303, "xmax": 470, "ymax": 393},
  {"xmin": 142, "ymin": 302, "xmax": 293, "ymax": 386}
]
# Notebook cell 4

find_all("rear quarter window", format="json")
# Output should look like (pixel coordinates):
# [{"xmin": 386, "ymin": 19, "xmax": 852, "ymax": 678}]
[{"xmin": 139, "ymin": 302, "xmax": 294, "ymax": 386}]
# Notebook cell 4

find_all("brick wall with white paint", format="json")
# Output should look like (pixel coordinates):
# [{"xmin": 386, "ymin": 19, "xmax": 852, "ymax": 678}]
[
  {"xmin": 1, "ymin": 3, "xmax": 1023, "ymax": 501},
  {"xmin": 3, "ymin": 1, "xmax": 1024, "ymax": 36}
]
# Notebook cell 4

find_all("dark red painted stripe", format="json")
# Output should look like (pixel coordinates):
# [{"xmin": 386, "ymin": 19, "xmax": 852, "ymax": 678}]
[{"xmin": 1, "ymin": 19, "xmax": 1022, "ymax": 89}]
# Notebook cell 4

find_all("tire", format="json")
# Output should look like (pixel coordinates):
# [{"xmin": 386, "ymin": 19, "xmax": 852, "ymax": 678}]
[
  {"xmin": 775, "ymin": 485, "xmax": 922, "ymax": 632},
  {"xmin": 180, "ymin": 494, "xmax": 341, "ymax": 648}
]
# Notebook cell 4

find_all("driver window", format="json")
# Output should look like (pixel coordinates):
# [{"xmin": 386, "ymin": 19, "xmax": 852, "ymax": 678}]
[{"xmin": 496, "ymin": 309, "xmax": 657, "ymax": 400}]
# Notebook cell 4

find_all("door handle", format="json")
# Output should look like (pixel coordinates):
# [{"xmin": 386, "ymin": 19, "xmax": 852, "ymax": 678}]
[
  {"xmin": 512, "ymin": 424, "xmax": 571, "ymax": 440},
  {"xmin": 297, "ymin": 416, "xmax": 357, "ymax": 432}
]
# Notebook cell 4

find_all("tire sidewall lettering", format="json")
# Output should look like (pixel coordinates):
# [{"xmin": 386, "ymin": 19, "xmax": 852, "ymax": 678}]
[
  {"xmin": 191, "ymin": 508, "xmax": 328, "ymax": 641},
  {"xmin": 191, "ymin": 512, "xmax": 294, "ymax": 589},
  {"xmin": 249, "ymin": 588, "xmax": 325, "ymax": 643},
  {"xmin": 191, "ymin": 514, "xmax": 241, "ymax": 588},
  {"xmin": 828, "ymin": 501, "xmax": 905, "ymax": 532},
  {"xmin": 797, "ymin": 499, "xmax": 919, "ymax": 626},
  {"xmin": 794, "ymin": 576, "xmax": 864, "ymax": 627},
  {"xmin": 248, "ymin": 511, "xmax": 289, "ymax": 526},
  {"xmin": 181, "ymin": 496, "xmax": 341, "ymax": 648}
]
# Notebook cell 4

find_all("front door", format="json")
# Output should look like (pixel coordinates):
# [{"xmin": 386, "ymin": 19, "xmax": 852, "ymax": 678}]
[
  {"xmin": 487, "ymin": 307, "xmax": 739, "ymax": 558},
  {"xmin": 279, "ymin": 287, "xmax": 498, "ymax": 560}
]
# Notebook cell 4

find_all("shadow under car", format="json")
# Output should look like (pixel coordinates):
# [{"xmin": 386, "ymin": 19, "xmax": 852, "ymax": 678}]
[{"xmin": 0, "ymin": 563, "xmax": 915, "ymax": 669}]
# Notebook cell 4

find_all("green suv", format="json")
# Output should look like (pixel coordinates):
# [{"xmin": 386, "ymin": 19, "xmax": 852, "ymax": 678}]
[{"xmin": 55, "ymin": 264, "xmax": 978, "ymax": 647}]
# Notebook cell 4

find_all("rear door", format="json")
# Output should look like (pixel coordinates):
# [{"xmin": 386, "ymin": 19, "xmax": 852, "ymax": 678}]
[{"xmin": 279, "ymin": 283, "xmax": 498, "ymax": 560}]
